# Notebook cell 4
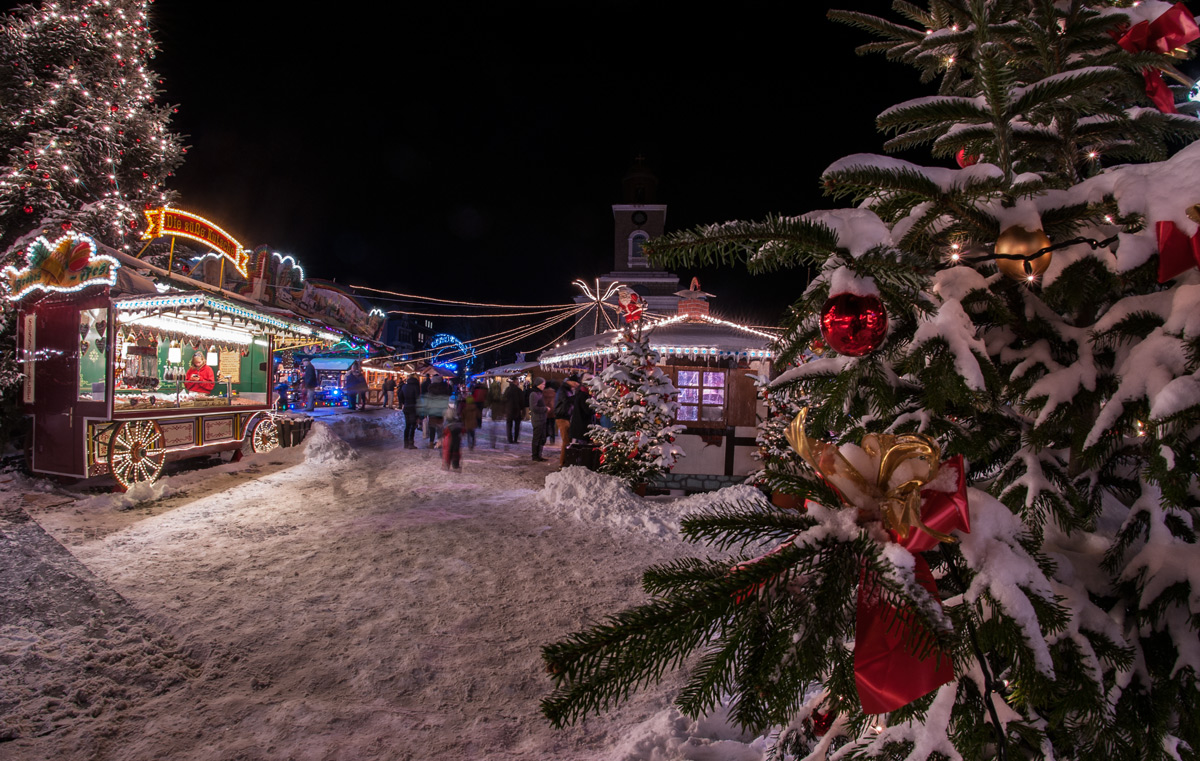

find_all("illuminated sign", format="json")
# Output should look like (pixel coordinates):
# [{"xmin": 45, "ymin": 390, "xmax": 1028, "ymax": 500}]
[
  {"xmin": 142, "ymin": 207, "xmax": 250, "ymax": 278},
  {"xmin": 2, "ymin": 233, "xmax": 119, "ymax": 302}
]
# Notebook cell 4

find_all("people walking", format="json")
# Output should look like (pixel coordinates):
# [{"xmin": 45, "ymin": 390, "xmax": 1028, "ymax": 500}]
[
  {"xmin": 302, "ymin": 358, "xmax": 319, "ymax": 412},
  {"xmin": 442, "ymin": 403, "xmax": 464, "ymax": 471},
  {"xmin": 568, "ymin": 375, "xmax": 594, "ymax": 443},
  {"xmin": 529, "ymin": 377, "xmax": 548, "ymax": 462},
  {"xmin": 424, "ymin": 374, "xmax": 451, "ymax": 447},
  {"xmin": 504, "ymin": 378, "xmax": 526, "ymax": 444},
  {"xmin": 543, "ymin": 380, "xmax": 558, "ymax": 445},
  {"xmin": 401, "ymin": 374, "xmax": 421, "ymax": 448},
  {"xmin": 381, "ymin": 373, "xmax": 396, "ymax": 409},
  {"xmin": 344, "ymin": 361, "xmax": 368, "ymax": 411},
  {"xmin": 487, "ymin": 379, "xmax": 505, "ymax": 447},
  {"xmin": 461, "ymin": 385, "xmax": 481, "ymax": 450},
  {"xmin": 554, "ymin": 376, "xmax": 577, "ymax": 466}
]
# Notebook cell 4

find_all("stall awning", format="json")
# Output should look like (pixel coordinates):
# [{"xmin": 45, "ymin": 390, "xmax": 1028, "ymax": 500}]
[
  {"xmin": 310, "ymin": 358, "xmax": 357, "ymax": 371},
  {"xmin": 113, "ymin": 292, "xmax": 342, "ymax": 345}
]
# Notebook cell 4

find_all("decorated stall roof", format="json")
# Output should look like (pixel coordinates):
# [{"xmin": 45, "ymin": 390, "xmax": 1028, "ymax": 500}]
[
  {"xmin": 539, "ymin": 313, "xmax": 777, "ymax": 367},
  {"xmin": 474, "ymin": 360, "xmax": 540, "ymax": 379}
]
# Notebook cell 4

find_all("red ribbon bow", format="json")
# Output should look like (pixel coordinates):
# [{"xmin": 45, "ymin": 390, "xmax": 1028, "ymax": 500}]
[
  {"xmin": 1113, "ymin": 3, "xmax": 1199, "ymax": 113},
  {"xmin": 730, "ymin": 455, "xmax": 971, "ymax": 713},
  {"xmin": 1156, "ymin": 219, "xmax": 1200, "ymax": 282},
  {"xmin": 854, "ymin": 454, "xmax": 970, "ymax": 714}
]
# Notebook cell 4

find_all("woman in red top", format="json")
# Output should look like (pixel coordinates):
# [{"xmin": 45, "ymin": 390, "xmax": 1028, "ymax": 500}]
[{"xmin": 184, "ymin": 351, "xmax": 215, "ymax": 394}]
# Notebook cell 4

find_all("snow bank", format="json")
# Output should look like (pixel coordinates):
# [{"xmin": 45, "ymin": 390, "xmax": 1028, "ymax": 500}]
[
  {"xmin": 541, "ymin": 467, "xmax": 766, "ymax": 538},
  {"xmin": 613, "ymin": 704, "xmax": 765, "ymax": 761},
  {"xmin": 302, "ymin": 421, "xmax": 359, "ymax": 464}
]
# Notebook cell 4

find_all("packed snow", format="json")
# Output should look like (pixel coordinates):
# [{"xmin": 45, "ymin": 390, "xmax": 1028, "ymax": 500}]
[{"xmin": 0, "ymin": 411, "xmax": 776, "ymax": 760}]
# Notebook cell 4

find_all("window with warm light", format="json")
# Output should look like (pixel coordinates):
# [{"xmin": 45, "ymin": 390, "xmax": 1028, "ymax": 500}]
[{"xmin": 676, "ymin": 369, "xmax": 725, "ymax": 423}]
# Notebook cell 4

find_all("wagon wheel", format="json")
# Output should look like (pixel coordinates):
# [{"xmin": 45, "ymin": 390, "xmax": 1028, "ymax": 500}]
[
  {"xmin": 108, "ymin": 420, "xmax": 166, "ymax": 489},
  {"xmin": 248, "ymin": 416, "xmax": 279, "ymax": 454}
]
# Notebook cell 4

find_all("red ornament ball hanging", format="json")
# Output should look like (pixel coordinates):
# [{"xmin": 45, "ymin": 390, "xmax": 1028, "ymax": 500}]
[
  {"xmin": 811, "ymin": 709, "xmax": 836, "ymax": 737},
  {"xmin": 819, "ymin": 293, "xmax": 888, "ymax": 357},
  {"xmin": 23, "ymin": 205, "xmax": 33, "ymax": 214},
  {"xmin": 956, "ymin": 148, "xmax": 978, "ymax": 168}
]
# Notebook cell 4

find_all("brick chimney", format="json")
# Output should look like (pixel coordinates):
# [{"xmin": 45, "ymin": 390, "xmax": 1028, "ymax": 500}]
[{"xmin": 675, "ymin": 277, "xmax": 714, "ymax": 322}]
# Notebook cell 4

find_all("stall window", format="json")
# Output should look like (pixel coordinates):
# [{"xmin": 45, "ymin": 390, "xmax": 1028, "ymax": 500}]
[
  {"xmin": 78, "ymin": 308, "xmax": 108, "ymax": 403},
  {"xmin": 676, "ymin": 369, "xmax": 725, "ymax": 423}
]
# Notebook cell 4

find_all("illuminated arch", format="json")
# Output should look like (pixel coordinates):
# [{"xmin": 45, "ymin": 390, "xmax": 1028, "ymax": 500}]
[{"xmin": 429, "ymin": 333, "xmax": 475, "ymax": 373}]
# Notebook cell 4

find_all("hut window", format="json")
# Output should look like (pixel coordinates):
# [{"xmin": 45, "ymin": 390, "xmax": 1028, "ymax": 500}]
[{"xmin": 676, "ymin": 369, "xmax": 725, "ymax": 423}]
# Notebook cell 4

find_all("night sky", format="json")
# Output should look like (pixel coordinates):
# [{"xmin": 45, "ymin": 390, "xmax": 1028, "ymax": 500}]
[{"xmin": 19, "ymin": 0, "xmax": 928, "ymax": 354}]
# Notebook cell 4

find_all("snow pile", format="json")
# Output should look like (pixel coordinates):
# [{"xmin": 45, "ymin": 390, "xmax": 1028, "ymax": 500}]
[
  {"xmin": 541, "ymin": 467, "xmax": 766, "ymax": 538},
  {"xmin": 317, "ymin": 408, "xmax": 406, "ymax": 442},
  {"xmin": 302, "ymin": 421, "xmax": 359, "ymax": 464},
  {"xmin": 71, "ymin": 477, "xmax": 184, "ymax": 512},
  {"xmin": 613, "ymin": 704, "xmax": 765, "ymax": 761}
]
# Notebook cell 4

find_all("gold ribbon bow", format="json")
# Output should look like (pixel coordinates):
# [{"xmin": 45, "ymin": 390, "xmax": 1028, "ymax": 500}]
[{"xmin": 784, "ymin": 408, "xmax": 956, "ymax": 544}]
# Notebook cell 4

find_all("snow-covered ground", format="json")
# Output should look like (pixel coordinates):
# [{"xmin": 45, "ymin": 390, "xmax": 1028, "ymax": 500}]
[{"xmin": 0, "ymin": 410, "xmax": 769, "ymax": 760}]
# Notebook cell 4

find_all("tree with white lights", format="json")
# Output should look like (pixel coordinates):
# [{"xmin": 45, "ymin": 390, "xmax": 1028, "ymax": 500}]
[
  {"xmin": 544, "ymin": 2, "xmax": 1200, "ymax": 759},
  {"xmin": 0, "ymin": 0, "xmax": 184, "ymax": 257}
]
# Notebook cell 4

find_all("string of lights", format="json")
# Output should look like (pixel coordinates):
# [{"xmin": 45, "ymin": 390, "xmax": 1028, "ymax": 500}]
[
  {"xmin": 374, "ymin": 303, "xmax": 592, "ymax": 365},
  {"xmin": 428, "ymin": 304, "xmax": 593, "ymax": 364},
  {"xmin": 350, "ymin": 284, "xmax": 578, "ymax": 310},
  {"xmin": 523, "ymin": 306, "xmax": 595, "ymax": 355},
  {"xmin": 384, "ymin": 304, "xmax": 580, "ymax": 319}
]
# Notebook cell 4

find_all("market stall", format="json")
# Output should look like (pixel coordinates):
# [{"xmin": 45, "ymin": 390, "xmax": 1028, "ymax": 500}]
[{"xmin": 5, "ymin": 231, "xmax": 340, "ymax": 489}]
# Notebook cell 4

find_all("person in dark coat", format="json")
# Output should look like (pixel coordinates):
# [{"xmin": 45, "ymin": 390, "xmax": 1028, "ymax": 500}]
[
  {"xmin": 568, "ymin": 378, "xmax": 594, "ymax": 442},
  {"xmin": 381, "ymin": 374, "xmax": 397, "ymax": 409},
  {"xmin": 486, "ymin": 379, "xmax": 506, "ymax": 447},
  {"xmin": 302, "ymin": 359, "xmax": 319, "ymax": 412},
  {"xmin": 554, "ymin": 376, "xmax": 578, "ymax": 466},
  {"xmin": 400, "ymin": 374, "xmax": 421, "ymax": 448},
  {"xmin": 504, "ymin": 379, "xmax": 526, "ymax": 444},
  {"xmin": 542, "ymin": 381, "xmax": 558, "ymax": 445},
  {"xmin": 460, "ymin": 387, "xmax": 480, "ymax": 449},
  {"xmin": 529, "ymin": 377, "xmax": 548, "ymax": 461},
  {"xmin": 344, "ymin": 361, "xmax": 369, "ymax": 411}
]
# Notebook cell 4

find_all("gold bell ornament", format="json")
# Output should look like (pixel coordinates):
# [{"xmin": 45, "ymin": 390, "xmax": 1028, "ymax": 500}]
[{"xmin": 994, "ymin": 225, "xmax": 1052, "ymax": 281}]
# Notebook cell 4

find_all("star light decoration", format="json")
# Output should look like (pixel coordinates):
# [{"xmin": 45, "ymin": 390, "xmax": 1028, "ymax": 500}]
[{"xmin": 1, "ymin": 0, "xmax": 183, "ymax": 249}]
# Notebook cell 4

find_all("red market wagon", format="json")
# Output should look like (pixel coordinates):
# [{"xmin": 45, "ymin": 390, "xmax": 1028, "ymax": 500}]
[{"xmin": 5, "ymin": 231, "xmax": 340, "ymax": 489}]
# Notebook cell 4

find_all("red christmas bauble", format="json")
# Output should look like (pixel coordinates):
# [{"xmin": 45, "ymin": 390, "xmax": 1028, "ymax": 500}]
[
  {"xmin": 23, "ymin": 205, "xmax": 33, "ymax": 214},
  {"xmin": 60, "ymin": 221, "xmax": 71, "ymax": 231},
  {"xmin": 811, "ymin": 709, "xmax": 835, "ymax": 736},
  {"xmin": 956, "ymin": 149, "xmax": 978, "ymax": 168},
  {"xmin": 820, "ymin": 293, "xmax": 888, "ymax": 357}
]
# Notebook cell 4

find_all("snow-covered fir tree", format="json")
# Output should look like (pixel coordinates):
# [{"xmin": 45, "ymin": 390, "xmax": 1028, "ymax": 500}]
[
  {"xmin": 543, "ymin": 2, "xmax": 1200, "ymax": 759},
  {"xmin": 586, "ymin": 334, "xmax": 685, "ymax": 487},
  {"xmin": 751, "ymin": 372, "xmax": 808, "ymax": 495}
]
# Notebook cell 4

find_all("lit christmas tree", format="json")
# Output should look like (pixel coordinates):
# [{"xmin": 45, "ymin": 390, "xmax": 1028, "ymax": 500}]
[
  {"xmin": 0, "ymin": 0, "xmax": 184, "ymax": 256},
  {"xmin": 543, "ymin": 2, "xmax": 1200, "ymax": 758},
  {"xmin": 586, "ymin": 333, "xmax": 685, "ymax": 487}
]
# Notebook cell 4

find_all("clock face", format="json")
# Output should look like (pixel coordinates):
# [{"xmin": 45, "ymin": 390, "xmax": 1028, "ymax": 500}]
[{"xmin": 631, "ymin": 211, "xmax": 648, "ymax": 225}]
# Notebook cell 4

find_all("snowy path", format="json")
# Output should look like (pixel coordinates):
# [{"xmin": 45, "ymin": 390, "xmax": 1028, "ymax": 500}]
[{"xmin": 1, "ymin": 412, "xmax": 762, "ymax": 761}]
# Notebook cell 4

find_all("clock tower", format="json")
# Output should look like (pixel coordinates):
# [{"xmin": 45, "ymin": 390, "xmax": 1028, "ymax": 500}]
[{"xmin": 575, "ymin": 158, "xmax": 681, "ymax": 337}]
